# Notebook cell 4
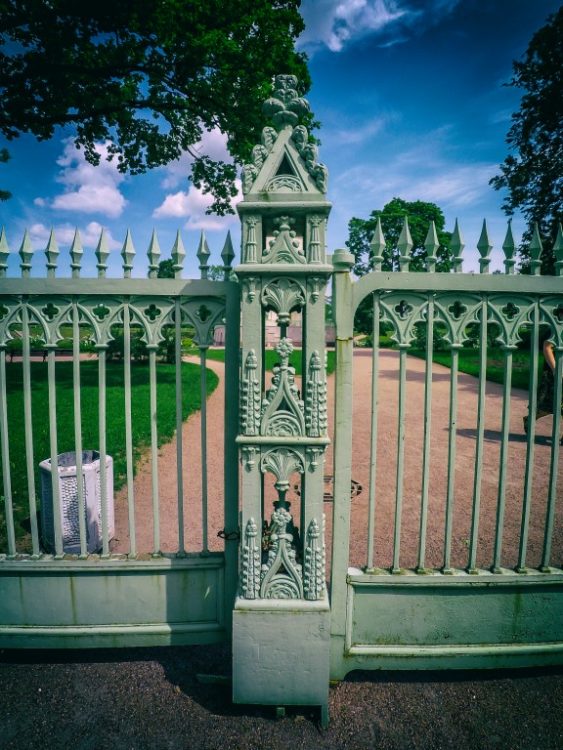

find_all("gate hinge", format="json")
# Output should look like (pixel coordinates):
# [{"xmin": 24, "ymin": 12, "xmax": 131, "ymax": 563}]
[{"xmin": 218, "ymin": 528, "xmax": 240, "ymax": 541}]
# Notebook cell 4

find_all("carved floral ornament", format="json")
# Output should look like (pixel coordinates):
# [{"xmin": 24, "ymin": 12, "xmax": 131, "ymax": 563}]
[
  {"xmin": 261, "ymin": 277, "xmax": 305, "ymax": 325},
  {"xmin": 259, "ymin": 338, "xmax": 305, "ymax": 438},
  {"xmin": 240, "ymin": 507, "xmax": 326, "ymax": 601},
  {"xmin": 262, "ymin": 216, "xmax": 305, "ymax": 264}
]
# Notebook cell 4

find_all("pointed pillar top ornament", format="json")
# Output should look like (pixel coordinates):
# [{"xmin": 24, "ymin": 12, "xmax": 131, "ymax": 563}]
[{"xmin": 240, "ymin": 74, "xmax": 328, "ymax": 198}]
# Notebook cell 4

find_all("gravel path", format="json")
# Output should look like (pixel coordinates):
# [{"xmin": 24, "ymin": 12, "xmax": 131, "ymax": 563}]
[
  {"xmin": 111, "ymin": 348, "xmax": 562, "ymax": 569},
  {"xmin": 112, "ymin": 357, "xmax": 227, "ymax": 555},
  {"xmin": 2, "ymin": 349, "xmax": 562, "ymax": 748},
  {"xmin": 341, "ymin": 349, "xmax": 561, "ymax": 571}
]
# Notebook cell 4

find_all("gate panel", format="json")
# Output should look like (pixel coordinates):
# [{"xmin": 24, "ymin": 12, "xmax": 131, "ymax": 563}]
[
  {"xmin": 330, "ymin": 227, "xmax": 563, "ymax": 678},
  {"xmin": 0, "ymin": 230, "xmax": 239, "ymax": 647}
]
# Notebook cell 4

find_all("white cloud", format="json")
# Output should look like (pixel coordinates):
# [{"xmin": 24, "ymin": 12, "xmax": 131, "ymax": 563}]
[
  {"xmin": 299, "ymin": 0, "xmax": 460, "ymax": 53},
  {"xmin": 153, "ymin": 127, "xmax": 240, "ymax": 229},
  {"xmin": 37, "ymin": 140, "xmax": 127, "ymax": 218},
  {"xmin": 29, "ymin": 221, "xmax": 121, "ymax": 250},
  {"xmin": 159, "ymin": 128, "xmax": 232, "ymax": 190},
  {"xmin": 153, "ymin": 180, "xmax": 242, "ymax": 231},
  {"xmin": 402, "ymin": 165, "xmax": 497, "ymax": 206},
  {"xmin": 300, "ymin": 0, "xmax": 406, "ymax": 52},
  {"xmin": 333, "ymin": 125, "xmax": 497, "ymax": 212},
  {"xmin": 327, "ymin": 115, "xmax": 389, "ymax": 145}
]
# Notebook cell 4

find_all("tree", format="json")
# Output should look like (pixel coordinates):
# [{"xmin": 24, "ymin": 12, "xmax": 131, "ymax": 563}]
[
  {"xmin": 490, "ymin": 7, "xmax": 563, "ymax": 274},
  {"xmin": 347, "ymin": 198, "xmax": 452, "ymax": 276},
  {"xmin": 0, "ymin": 149, "xmax": 10, "ymax": 201},
  {"xmin": 0, "ymin": 0, "xmax": 310, "ymax": 213},
  {"xmin": 157, "ymin": 259, "xmax": 175, "ymax": 279},
  {"xmin": 347, "ymin": 198, "xmax": 453, "ymax": 334}
]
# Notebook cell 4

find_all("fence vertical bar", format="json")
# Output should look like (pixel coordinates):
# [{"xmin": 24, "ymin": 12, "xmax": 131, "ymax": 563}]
[
  {"xmin": 47, "ymin": 347, "xmax": 63, "ymax": 557},
  {"xmin": 72, "ymin": 300, "xmax": 87, "ymax": 558},
  {"xmin": 366, "ymin": 292, "xmax": 379, "ymax": 571},
  {"xmin": 98, "ymin": 348, "xmax": 109, "ymax": 558},
  {"xmin": 517, "ymin": 302, "xmax": 539, "ymax": 571},
  {"xmin": 21, "ymin": 304, "xmax": 40, "ymax": 556},
  {"xmin": 443, "ymin": 346, "xmax": 459, "ymax": 573},
  {"xmin": 468, "ymin": 299, "xmax": 488, "ymax": 573},
  {"xmin": 417, "ymin": 294, "xmax": 434, "ymax": 572},
  {"xmin": 149, "ymin": 347, "xmax": 160, "ymax": 556},
  {"xmin": 541, "ymin": 348, "xmax": 562, "ymax": 571},
  {"xmin": 330, "ymin": 250, "xmax": 355, "ymax": 647},
  {"xmin": 0, "ymin": 346, "xmax": 16, "ymax": 556},
  {"xmin": 123, "ymin": 303, "xmax": 136, "ymax": 557},
  {"xmin": 223, "ymin": 281, "xmax": 240, "ymax": 623},
  {"xmin": 492, "ymin": 347, "xmax": 513, "ymax": 572},
  {"xmin": 175, "ymin": 299, "xmax": 185, "ymax": 555},
  {"xmin": 199, "ymin": 344, "xmax": 209, "ymax": 554},
  {"xmin": 392, "ymin": 345, "xmax": 408, "ymax": 573}
]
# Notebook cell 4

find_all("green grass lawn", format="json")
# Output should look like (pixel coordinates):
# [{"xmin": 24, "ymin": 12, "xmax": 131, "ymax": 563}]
[
  {"xmin": 206, "ymin": 347, "xmax": 336, "ymax": 375},
  {"xmin": 1, "ymin": 360, "xmax": 218, "ymax": 551},
  {"xmin": 409, "ymin": 347, "xmax": 538, "ymax": 391}
]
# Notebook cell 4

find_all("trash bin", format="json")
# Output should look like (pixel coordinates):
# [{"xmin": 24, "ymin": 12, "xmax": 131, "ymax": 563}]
[{"xmin": 40, "ymin": 451, "xmax": 114, "ymax": 554}]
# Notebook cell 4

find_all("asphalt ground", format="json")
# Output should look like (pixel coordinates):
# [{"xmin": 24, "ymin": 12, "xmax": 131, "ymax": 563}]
[{"xmin": 1, "ymin": 645, "xmax": 562, "ymax": 750}]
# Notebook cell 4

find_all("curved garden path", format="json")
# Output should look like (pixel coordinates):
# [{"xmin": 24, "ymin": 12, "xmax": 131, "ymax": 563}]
[{"xmin": 113, "ymin": 350, "xmax": 562, "ymax": 570}]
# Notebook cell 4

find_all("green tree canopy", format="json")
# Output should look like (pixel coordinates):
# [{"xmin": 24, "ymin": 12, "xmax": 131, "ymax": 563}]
[
  {"xmin": 346, "ymin": 197, "xmax": 452, "ymax": 276},
  {"xmin": 346, "ymin": 198, "xmax": 453, "ymax": 335},
  {"xmin": 490, "ymin": 7, "xmax": 563, "ymax": 274},
  {"xmin": 0, "ymin": 0, "xmax": 310, "ymax": 214},
  {"xmin": 157, "ymin": 259, "xmax": 175, "ymax": 279}
]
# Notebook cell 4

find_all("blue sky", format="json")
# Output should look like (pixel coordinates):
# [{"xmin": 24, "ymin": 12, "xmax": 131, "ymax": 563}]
[{"xmin": 0, "ymin": 0, "xmax": 560, "ymax": 277}]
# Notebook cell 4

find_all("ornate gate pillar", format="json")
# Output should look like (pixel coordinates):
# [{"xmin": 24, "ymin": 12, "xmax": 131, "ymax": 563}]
[{"xmin": 232, "ymin": 76, "xmax": 332, "ymax": 724}]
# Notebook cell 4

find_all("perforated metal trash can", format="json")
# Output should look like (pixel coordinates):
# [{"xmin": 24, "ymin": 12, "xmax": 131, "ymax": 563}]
[{"xmin": 39, "ymin": 451, "xmax": 114, "ymax": 554}]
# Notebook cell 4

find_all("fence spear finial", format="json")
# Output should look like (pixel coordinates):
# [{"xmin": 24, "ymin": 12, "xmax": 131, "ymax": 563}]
[
  {"xmin": 70, "ymin": 228, "xmax": 83, "ymax": 278},
  {"xmin": 19, "ymin": 229, "xmax": 33, "ymax": 278},
  {"xmin": 147, "ymin": 229, "xmax": 161, "ymax": 279},
  {"xmin": 424, "ymin": 220, "xmax": 439, "ymax": 273},
  {"xmin": 529, "ymin": 222, "xmax": 543, "ymax": 276},
  {"xmin": 477, "ymin": 219, "xmax": 492, "ymax": 274},
  {"xmin": 369, "ymin": 217, "xmax": 386, "ymax": 272},
  {"xmin": 397, "ymin": 216, "xmax": 412, "ymax": 272},
  {"xmin": 95, "ymin": 228, "xmax": 110, "ymax": 278},
  {"xmin": 197, "ymin": 231, "xmax": 211, "ymax": 279},
  {"xmin": 45, "ymin": 228, "xmax": 59, "ymax": 278},
  {"xmin": 121, "ymin": 229, "xmax": 136, "ymax": 278},
  {"xmin": 502, "ymin": 219, "xmax": 516, "ymax": 275},
  {"xmin": 221, "ymin": 231, "xmax": 235, "ymax": 280},
  {"xmin": 0, "ymin": 227, "xmax": 10, "ymax": 277},
  {"xmin": 171, "ymin": 229, "xmax": 185, "ymax": 279},
  {"xmin": 451, "ymin": 219, "xmax": 464, "ymax": 273}
]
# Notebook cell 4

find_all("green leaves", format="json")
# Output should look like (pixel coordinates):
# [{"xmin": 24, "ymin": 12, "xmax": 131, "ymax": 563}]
[
  {"xmin": 0, "ymin": 0, "xmax": 310, "ymax": 212},
  {"xmin": 346, "ymin": 197, "xmax": 453, "ymax": 276},
  {"xmin": 491, "ymin": 7, "xmax": 563, "ymax": 274}
]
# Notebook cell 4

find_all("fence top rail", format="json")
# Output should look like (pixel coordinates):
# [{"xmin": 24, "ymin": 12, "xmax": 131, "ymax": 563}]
[
  {"xmin": 0, "ymin": 278, "xmax": 233, "ymax": 297},
  {"xmin": 352, "ymin": 270, "xmax": 563, "ymax": 315}
]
